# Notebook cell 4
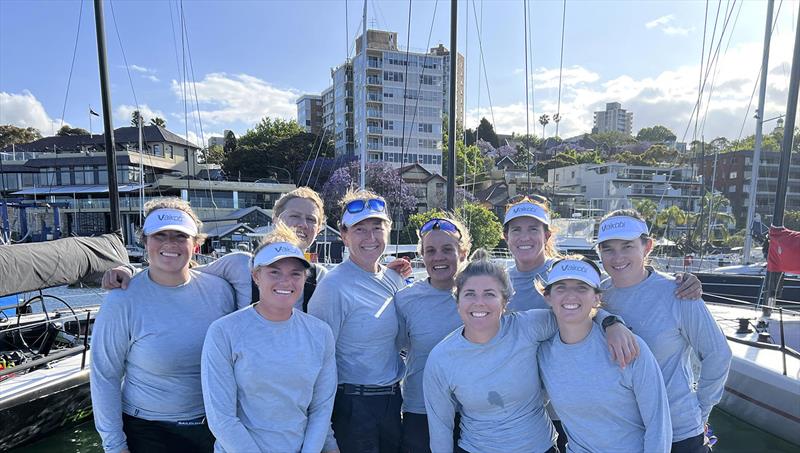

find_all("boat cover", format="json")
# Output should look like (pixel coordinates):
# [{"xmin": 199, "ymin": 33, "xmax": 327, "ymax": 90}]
[
  {"xmin": 767, "ymin": 226, "xmax": 800, "ymax": 274},
  {"xmin": 0, "ymin": 232, "xmax": 128, "ymax": 297}
]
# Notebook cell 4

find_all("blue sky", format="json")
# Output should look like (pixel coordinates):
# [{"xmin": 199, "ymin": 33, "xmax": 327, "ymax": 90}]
[{"xmin": 1, "ymin": 0, "xmax": 798, "ymax": 147}]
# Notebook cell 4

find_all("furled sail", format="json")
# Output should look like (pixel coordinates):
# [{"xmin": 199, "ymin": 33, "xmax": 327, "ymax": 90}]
[{"xmin": 0, "ymin": 233, "xmax": 128, "ymax": 297}]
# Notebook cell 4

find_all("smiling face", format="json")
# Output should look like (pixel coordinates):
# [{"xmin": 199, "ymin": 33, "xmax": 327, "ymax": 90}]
[
  {"xmin": 145, "ymin": 230, "xmax": 195, "ymax": 282},
  {"xmin": 252, "ymin": 258, "xmax": 307, "ymax": 307},
  {"xmin": 504, "ymin": 216, "xmax": 550, "ymax": 270},
  {"xmin": 457, "ymin": 275, "xmax": 506, "ymax": 341},
  {"xmin": 341, "ymin": 218, "xmax": 388, "ymax": 272},
  {"xmin": 598, "ymin": 238, "xmax": 653, "ymax": 288},
  {"xmin": 544, "ymin": 279, "xmax": 600, "ymax": 325},
  {"xmin": 277, "ymin": 197, "xmax": 323, "ymax": 250},
  {"xmin": 421, "ymin": 230, "xmax": 466, "ymax": 289}
]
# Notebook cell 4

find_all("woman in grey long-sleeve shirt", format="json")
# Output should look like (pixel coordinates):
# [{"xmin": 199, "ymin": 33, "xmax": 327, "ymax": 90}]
[
  {"xmin": 596, "ymin": 210, "xmax": 732, "ymax": 453},
  {"xmin": 537, "ymin": 256, "xmax": 672, "ymax": 453},
  {"xmin": 395, "ymin": 217, "xmax": 471, "ymax": 453},
  {"xmin": 91, "ymin": 198, "xmax": 236, "ymax": 453},
  {"xmin": 423, "ymin": 250, "xmax": 640, "ymax": 453},
  {"xmin": 201, "ymin": 223, "xmax": 337, "ymax": 453}
]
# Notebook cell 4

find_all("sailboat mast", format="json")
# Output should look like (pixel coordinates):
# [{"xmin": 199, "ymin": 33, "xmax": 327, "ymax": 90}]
[
  {"xmin": 93, "ymin": 0, "xmax": 121, "ymax": 234},
  {"xmin": 743, "ymin": 0, "xmax": 775, "ymax": 265},
  {"xmin": 765, "ymin": 1, "xmax": 800, "ymax": 313},
  {"xmin": 446, "ymin": 0, "xmax": 457, "ymax": 210},
  {"xmin": 359, "ymin": 0, "xmax": 367, "ymax": 190}
]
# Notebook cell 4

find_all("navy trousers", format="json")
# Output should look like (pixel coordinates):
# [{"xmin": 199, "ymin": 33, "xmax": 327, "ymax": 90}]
[
  {"xmin": 332, "ymin": 385, "xmax": 403, "ymax": 453},
  {"xmin": 122, "ymin": 413, "xmax": 214, "ymax": 453}
]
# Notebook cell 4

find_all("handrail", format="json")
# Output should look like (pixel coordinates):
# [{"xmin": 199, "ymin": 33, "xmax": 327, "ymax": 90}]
[
  {"xmin": 0, "ymin": 345, "xmax": 87, "ymax": 378},
  {"xmin": 0, "ymin": 309, "xmax": 94, "ymax": 335}
]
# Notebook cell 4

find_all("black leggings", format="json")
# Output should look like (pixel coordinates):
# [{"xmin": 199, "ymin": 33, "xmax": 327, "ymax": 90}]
[{"xmin": 122, "ymin": 413, "xmax": 215, "ymax": 453}]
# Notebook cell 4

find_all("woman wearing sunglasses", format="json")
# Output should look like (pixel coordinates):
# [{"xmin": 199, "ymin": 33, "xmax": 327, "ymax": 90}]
[
  {"xmin": 395, "ymin": 216, "xmax": 471, "ymax": 453},
  {"xmin": 308, "ymin": 189, "xmax": 407, "ymax": 453},
  {"xmin": 537, "ymin": 256, "xmax": 671, "ymax": 453},
  {"xmin": 596, "ymin": 210, "xmax": 731, "ymax": 453},
  {"xmin": 201, "ymin": 223, "xmax": 336, "ymax": 452}
]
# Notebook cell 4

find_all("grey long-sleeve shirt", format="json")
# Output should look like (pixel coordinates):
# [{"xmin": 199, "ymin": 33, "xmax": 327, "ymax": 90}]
[
  {"xmin": 601, "ymin": 270, "xmax": 732, "ymax": 442},
  {"xmin": 308, "ymin": 259, "xmax": 406, "ymax": 386},
  {"xmin": 538, "ymin": 324, "xmax": 672, "ymax": 453},
  {"xmin": 198, "ymin": 251, "xmax": 327, "ymax": 310},
  {"xmin": 201, "ymin": 306, "xmax": 337, "ymax": 453},
  {"xmin": 507, "ymin": 260, "xmax": 554, "ymax": 312},
  {"xmin": 423, "ymin": 310, "xmax": 559, "ymax": 453},
  {"xmin": 395, "ymin": 279, "xmax": 462, "ymax": 414},
  {"xmin": 91, "ymin": 270, "xmax": 236, "ymax": 453}
]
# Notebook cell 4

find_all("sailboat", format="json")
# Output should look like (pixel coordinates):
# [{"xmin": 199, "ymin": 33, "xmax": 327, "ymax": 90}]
[
  {"xmin": 697, "ymin": 0, "xmax": 800, "ymax": 445},
  {"xmin": 0, "ymin": 0, "xmax": 129, "ymax": 448}
]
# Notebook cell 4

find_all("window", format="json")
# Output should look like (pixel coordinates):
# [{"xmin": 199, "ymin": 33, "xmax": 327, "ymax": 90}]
[
  {"xmin": 729, "ymin": 185, "xmax": 737, "ymax": 192},
  {"xmin": 418, "ymin": 123, "xmax": 433, "ymax": 133},
  {"xmin": 385, "ymin": 120, "xmax": 394, "ymax": 131},
  {"xmin": 729, "ymin": 171, "xmax": 738, "ymax": 179},
  {"xmin": 383, "ymin": 71, "xmax": 404, "ymax": 82},
  {"xmin": 153, "ymin": 144, "xmax": 162, "ymax": 157}
]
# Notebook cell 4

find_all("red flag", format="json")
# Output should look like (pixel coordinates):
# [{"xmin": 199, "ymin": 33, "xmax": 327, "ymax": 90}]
[{"xmin": 767, "ymin": 226, "xmax": 800, "ymax": 274}]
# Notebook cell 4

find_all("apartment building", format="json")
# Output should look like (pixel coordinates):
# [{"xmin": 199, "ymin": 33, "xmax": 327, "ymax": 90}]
[
  {"xmin": 593, "ymin": 102, "xmax": 633, "ymax": 135},
  {"xmin": 296, "ymin": 95, "xmax": 323, "ymax": 134}
]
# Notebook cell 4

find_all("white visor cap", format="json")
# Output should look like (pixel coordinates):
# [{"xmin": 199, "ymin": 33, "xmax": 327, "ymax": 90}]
[
  {"xmin": 504, "ymin": 202, "xmax": 550, "ymax": 226},
  {"xmin": 143, "ymin": 208, "xmax": 198, "ymax": 236},
  {"xmin": 251, "ymin": 242, "xmax": 310, "ymax": 270},
  {"xmin": 597, "ymin": 216, "xmax": 649, "ymax": 244},
  {"xmin": 546, "ymin": 259, "xmax": 601, "ymax": 289}
]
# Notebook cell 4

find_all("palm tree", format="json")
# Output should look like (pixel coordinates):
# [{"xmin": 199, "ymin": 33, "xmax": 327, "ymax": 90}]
[
  {"xmin": 632, "ymin": 199, "xmax": 658, "ymax": 229},
  {"xmin": 553, "ymin": 113, "xmax": 561, "ymax": 137},
  {"xmin": 150, "ymin": 117, "xmax": 166, "ymax": 127},
  {"xmin": 539, "ymin": 114, "xmax": 550, "ymax": 139},
  {"xmin": 655, "ymin": 205, "xmax": 687, "ymax": 239},
  {"xmin": 689, "ymin": 191, "xmax": 736, "ymax": 246}
]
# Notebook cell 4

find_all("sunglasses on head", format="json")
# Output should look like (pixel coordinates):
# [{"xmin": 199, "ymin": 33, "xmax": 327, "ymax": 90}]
[
  {"xmin": 507, "ymin": 194, "xmax": 549, "ymax": 205},
  {"xmin": 345, "ymin": 198, "xmax": 386, "ymax": 214},
  {"xmin": 419, "ymin": 218, "xmax": 461, "ymax": 237}
]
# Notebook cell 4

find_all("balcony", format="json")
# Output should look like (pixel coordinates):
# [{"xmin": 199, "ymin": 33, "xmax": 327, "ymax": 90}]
[
  {"xmin": 366, "ymin": 77, "xmax": 382, "ymax": 86},
  {"xmin": 368, "ymin": 58, "xmax": 383, "ymax": 69},
  {"xmin": 367, "ymin": 93, "xmax": 382, "ymax": 102},
  {"xmin": 367, "ymin": 126, "xmax": 383, "ymax": 135},
  {"xmin": 367, "ymin": 142, "xmax": 383, "ymax": 151},
  {"xmin": 366, "ymin": 110, "xmax": 383, "ymax": 119}
]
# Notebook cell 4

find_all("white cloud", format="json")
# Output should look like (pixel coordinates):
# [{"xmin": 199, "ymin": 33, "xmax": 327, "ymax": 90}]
[
  {"xmin": 115, "ymin": 104, "xmax": 166, "ymax": 126},
  {"xmin": 0, "ymin": 90, "xmax": 64, "ymax": 135},
  {"xmin": 170, "ymin": 73, "xmax": 299, "ymax": 127},
  {"xmin": 467, "ymin": 30, "xmax": 795, "ymax": 142},
  {"xmin": 128, "ymin": 64, "xmax": 160, "ymax": 82},
  {"xmin": 645, "ymin": 14, "xmax": 692, "ymax": 36},
  {"xmin": 646, "ymin": 15, "xmax": 675, "ymax": 29}
]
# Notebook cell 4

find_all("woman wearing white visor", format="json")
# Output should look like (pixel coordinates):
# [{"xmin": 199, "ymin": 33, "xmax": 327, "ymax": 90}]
[
  {"xmin": 596, "ymin": 210, "xmax": 731, "ymax": 453},
  {"xmin": 201, "ymin": 223, "xmax": 337, "ymax": 452},
  {"xmin": 308, "ymin": 189, "xmax": 406, "ymax": 453},
  {"xmin": 91, "ymin": 198, "xmax": 236, "ymax": 453},
  {"xmin": 538, "ymin": 255, "xmax": 672, "ymax": 453}
]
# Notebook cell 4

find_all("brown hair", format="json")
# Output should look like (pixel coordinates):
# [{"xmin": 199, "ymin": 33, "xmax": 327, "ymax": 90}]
[
  {"xmin": 272, "ymin": 186, "xmax": 326, "ymax": 226},
  {"xmin": 455, "ymin": 248, "xmax": 513, "ymax": 307},
  {"xmin": 503, "ymin": 197, "xmax": 560, "ymax": 259},
  {"xmin": 337, "ymin": 188, "xmax": 391, "ymax": 232},
  {"xmin": 417, "ymin": 213, "xmax": 472, "ymax": 257}
]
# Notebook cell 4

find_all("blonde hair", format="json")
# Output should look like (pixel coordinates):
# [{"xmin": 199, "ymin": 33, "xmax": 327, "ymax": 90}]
[
  {"xmin": 273, "ymin": 186, "xmax": 326, "ymax": 225},
  {"xmin": 139, "ymin": 197, "xmax": 206, "ymax": 245},
  {"xmin": 338, "ymin": 188, "xmax": 392, "ymax": 231},
  {"xmin": 250, "ymin": 222, "xmax": 307, "ymax": 269},
  {"xmin": 455, "ymin": 248, "xmax": 513, "ymax": 307},
  {"xmin": 503, "ymin": 197, "xmax": 560, "ymax": 259},
  {"xmin": 417, "ymin": 213, "xmax": 472, "ymax": 257}
]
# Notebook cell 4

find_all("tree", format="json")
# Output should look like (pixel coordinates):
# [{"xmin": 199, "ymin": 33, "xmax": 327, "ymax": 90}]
[
  {"xmin": 56, "ymin": 125, "xmax": 90, "ymax": 136},
  {"xmin": 202, "ymin": 144, "xmax": 225, "ymax": 165},
  {"xmin": 464, "ymin": 128, "xmax": 477, "ymax": 146},
  {"xmin": 539, "ymin": 114, "xmax": 550, "ymax": 138},
  {"xmin": 0, "ymin": 125, "xmax": 42, "ymax": 148},
  {"xmin": 407, "ymin": 202, "xmax": 503, "ymax": 252},
  {"xmin": 636, "ymin": 125, "xmax": 676, "ymax": 143},
  {"xmin": 655, "ymin": 205, "xmax": 688, "ymax": 238},
  {"xmin": 320, "ymin": 161, "xmax": 417, "ymax": 222},
  {"xmin": 150, "ymin": 117, "xmax": 166, "ymax": 127},
  {"xmin": 442, "ymin": 141, "xmax": 486, "ymax": 182},
  {"xmin": 633, "ymin": 199, "xmax": 658, "ymax": 228},
  {"xmin": 131, "ymin": 110, "xmax": 143, "ymax": 127},
  {"xmin": 223, "ymin": 130, "xmax": 237, "ymax": 155},
  {"xmin": 784, "ymin": 210, "xmax": 800, "ymax": 230},
  {"xmin": 590, "ymin": 130, "xmax": 636, "ymax": 152},
  {"xmin": 224, "ymin": 117, "xmax": 332, "ymax": 183},
  {"xmin": 688, "ymin": 191, "xmax": 736, "ymax": 247},
  {"xmin": 476, "ymin": 118, "xmax": 499, "ymax": 148}
]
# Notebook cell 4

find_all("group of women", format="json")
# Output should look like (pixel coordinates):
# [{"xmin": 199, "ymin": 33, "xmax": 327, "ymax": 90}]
[{"xmin": 92, "ymin": 188, "xmax": 730, "ymax": 453}]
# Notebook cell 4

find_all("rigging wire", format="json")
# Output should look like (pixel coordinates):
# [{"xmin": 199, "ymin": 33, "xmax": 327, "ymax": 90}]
[
  {"xmin": 470, "ymin": 0, "xmax": 496, "ymax": 129},
  {"xmin": 523, "ymin": 0, "xmax": 531, "ymax": 188},
  {"xmin": 554, "ymin": 0, "xmax": 566, "ymax": 137},
  {"xmin": 58, "ymin": 0, "xmax": 84, "ymax": 136}
]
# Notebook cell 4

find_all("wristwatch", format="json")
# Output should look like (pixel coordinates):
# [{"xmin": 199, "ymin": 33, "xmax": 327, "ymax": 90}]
[{"xmin": 601, "ymin": 315, "xmax": 625, "ymax": 331}]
